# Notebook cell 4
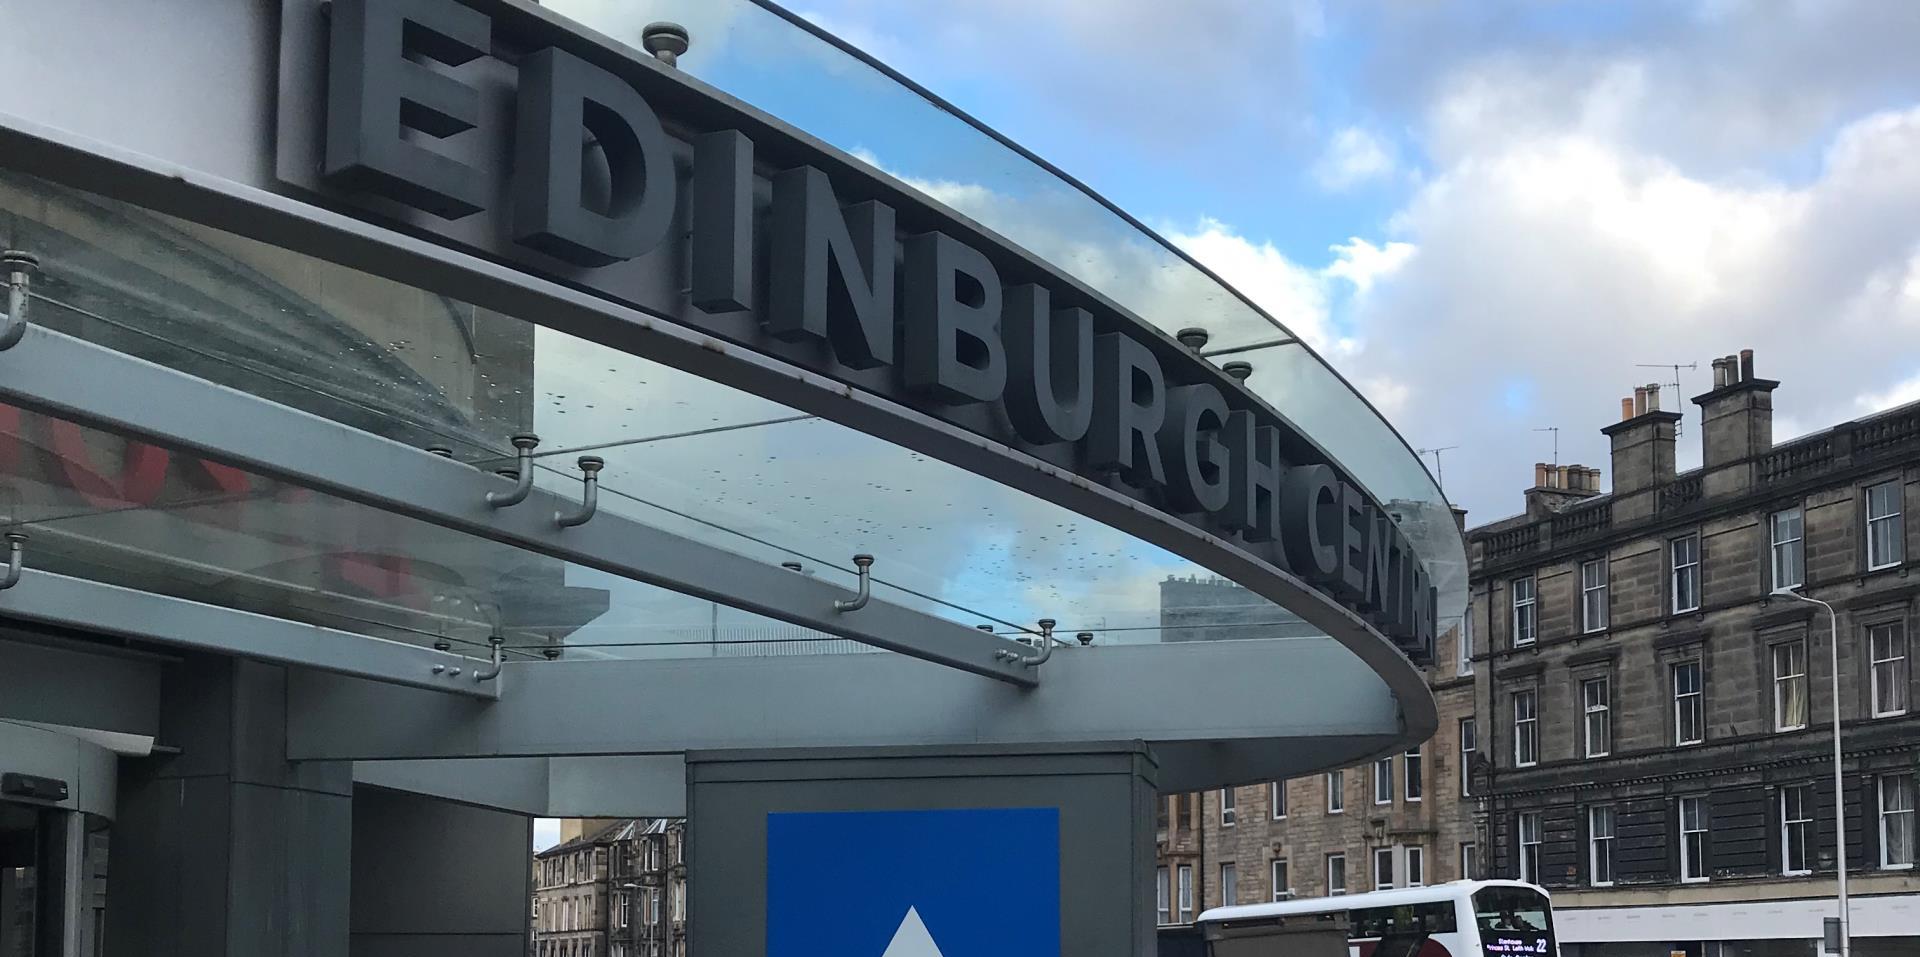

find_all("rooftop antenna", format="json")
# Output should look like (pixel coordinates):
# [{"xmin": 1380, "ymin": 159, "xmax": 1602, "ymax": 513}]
[
  {"xmin": 1531, "ymin": 427, "xmax": 1560, "ymax": 467},
  {"xmin": 1636, "ymin": 362, "xmax": 1698, "ymax": 436},
  {"xmin": 1417, "ymin": 446, "xmax": 1459, "ymax": 491}
]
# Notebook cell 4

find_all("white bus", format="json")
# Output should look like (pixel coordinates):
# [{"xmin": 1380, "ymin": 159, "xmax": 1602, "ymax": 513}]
[{"xmin": 1195, "ymin": 880, "xmax": 1558, "ymax": 957}]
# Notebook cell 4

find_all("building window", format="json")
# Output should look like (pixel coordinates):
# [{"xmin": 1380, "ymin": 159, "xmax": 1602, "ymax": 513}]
[
  {"xmin": 1156, "ymin": 866, "xmax": 1170, "ymax": 924},
  {"xmin": 1582, "ymin": 676, "xmax": 1612, "ymax": 758},
  {"xmin": 1670, "ymin": 533, "xmax": 1701, "ymax": 613},
  {"xmin": 1511, "ymin": 577, "xmax": 1537, "ymax": 646},
  {"xmin": 1460, "ymin": 842, "xmax": 1478, "ymax": 880},
  {"xmin": 1870, "ymin": 622, "xmax": 1909, "ymax": 718},
  {"xmin": 1328, "ymin": 770, "xmax": 1345, "ymax": 813},
  {"xmin": 1220, "ymin": 863, "xmax": 1238, "ymax": 906},
  {"xmin": 1374, "ymin": 757, "xmax": 1393, "ymax": 805},
  {"xmin": 1771, "ymin": 507, "xmax": 1805, "ymax": 590},
  {"xmin": 1680, "ymin": 796, "xmax": 1709, "ymax": 882},
  {"xmin": 1406, "ymin": 846, "xmax": 1425, "ymax": 887},
  {"xmin": 1405, "ymin": 748, "xmax": 1423, "ymax": 802},
  {"xmin": 1220, "ymin": 788, "xmax": 1237, "ymax": 827},
  {"xmin": 1773, "ymin": 641, "xmax": 1809, "ymax": 731},
  {"xmin": 1327, "ymin": 853, "xmax": 1347, "ymax": 896},
  {"xmin": 1513, "ymin": 691, "xmax": 1539, "ymax": 767},
  {"xmin": 1271, "ymin": 780, "xmax": 1287, "ymax": 819},
  {"xmin": 1674, "ymin": 660, "xmax": 1704, "ymax": 746},
  {"xmin": 1882, "ymin": 775, "xmax": 1916, "ymax": 869},
  {"xmin": 1866, "ymin": 481, "xmax": 1905, "ymax": 571},
  {"xmin": 1460, "ymin": 718, "xmax": 1476, "ymax": 797},
  {"xmin": 1782, "ymin": 785, "xmax": 1813, "ymax": 876},
  {"xmin": 1373, "ymin": 847, "xmax": 1395, "ymax": 890},
  {"xmin": 1517, "ymin": 812, "xmax": 1541, "ymax": 883},
  {"xmin": 1459, "ymin": 605, "xmax": 1475, "ymax": 675},
  {"xmin": 1271, "ymin": 859, "xmax": 1290, "ymax": 900},
  {"xmin": 1581, "ymin": 559, "xmax": 1610, "ymax": 632},
  {"xmin": 1589, "ymin": 805, "xmax": 1615, "ymax": 887},
  {"xmin": 1177, "ymin": 864, "xmax": 1194, "ymax": 922}
]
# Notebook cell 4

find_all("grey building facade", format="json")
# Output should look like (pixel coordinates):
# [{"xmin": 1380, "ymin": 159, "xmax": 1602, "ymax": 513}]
[
  {"xmin": 1467, "ymin": 352, "xmax": 1920, "ymax": 956},
  {"xmin": 531, "ymin": 819, "xmax": 686, "ymax": 957}
]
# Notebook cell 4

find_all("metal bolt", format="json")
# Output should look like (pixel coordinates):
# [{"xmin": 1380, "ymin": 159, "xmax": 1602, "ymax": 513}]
[
  {"xmin": 642, "ymin": 22, "xmax": 690, "ymax": 67},
  {"xmin": 1222, "ymin": 361, "xmax": 1254, "ymax": 381},
  {"xmin": 1176, "ymin": 327, "xmax": 1210, "ymax": 353}
]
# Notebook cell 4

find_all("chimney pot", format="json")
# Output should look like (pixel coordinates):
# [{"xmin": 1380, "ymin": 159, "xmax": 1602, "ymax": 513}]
[
  {"xmin": 1534, "ymin": 462, "xmax": 1549, "ymax": 488},
  {"xmin": 1724, "ymin": 354, "xmax": 1740, "ymax": 383},
  {"xmin": 1645, "ymin": 383, "xmax": 1662, "ymax": 412},
  {"xmin": 1621, "ymin": 397, "xmax": 1634, "ymax": 421},
  {"xmin": 1634, "ymin": 387, "xmax": 1648, "ymax": 416},
  {"xmin": 1711, "ymin": 358, "xmax": 1727, "ymax": 388},
  {"xmin": 1740, "ymin": 349, "xmax": 1755, "ymax": 381}
]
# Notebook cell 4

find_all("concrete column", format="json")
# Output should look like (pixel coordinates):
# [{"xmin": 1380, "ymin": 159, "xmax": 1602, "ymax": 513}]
[
  {"xmin": 108, "ymin": 657, "xmax": 354, "ymax": 957},
  {"xmin": 688, "ymin": 743, "xmax": 1160, "ymax": 957},
  {"xmin": 348, "ymin": 786, "xmax": 533, "ymax": 957}
]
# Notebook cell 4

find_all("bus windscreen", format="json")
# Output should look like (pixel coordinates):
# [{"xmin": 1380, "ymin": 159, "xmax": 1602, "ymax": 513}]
[{"xmin": 1472, "ymin": 886, "xmax": 1554, "ymax": 956}]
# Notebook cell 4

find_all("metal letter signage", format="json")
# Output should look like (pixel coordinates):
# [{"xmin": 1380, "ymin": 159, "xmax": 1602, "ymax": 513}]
[{"xmin": 291, "ymin": 0, "xmax": 1439, "ymax": 661}]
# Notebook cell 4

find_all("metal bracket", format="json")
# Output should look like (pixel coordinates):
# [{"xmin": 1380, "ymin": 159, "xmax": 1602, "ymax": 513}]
[
  {"xmin": 1015, "ymin": 618, "xmax": 1057, "ymax": 668},
  {"xmin": 484, "ymin": 433, "xmax": 540, "ymax": 507},
  {"xmin": 833, "ymin": 554, "xmax": 874, "ymax": 612},
  {"xmin": 0, "ymin": 251, "xmax": 39, "ymax": 352},
  {"xmin": 0, "ymin": 532, "xmax": 25, "ymax": 590},
  {"xmin": 554, "ymin": 455, "xmax": 604, "ymax": 528},
  {"xmin": 472, "ymin": 633, "xmax": 506, "ymax": 682}
]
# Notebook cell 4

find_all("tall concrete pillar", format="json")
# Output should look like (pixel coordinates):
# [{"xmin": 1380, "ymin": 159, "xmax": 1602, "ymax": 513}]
[
  {"xmin": 348, "ymin": 786, "xmax": 533, "ymax": 957},
  {"xmin": 688, "ymin": 743, "xmax": 1159, "ymax": 957},
  {"xmin": 108, "ymin": 657, "xmax": 354, "ymax": 957}
]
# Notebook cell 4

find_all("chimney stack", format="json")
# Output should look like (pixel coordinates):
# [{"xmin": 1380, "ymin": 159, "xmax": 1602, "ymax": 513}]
[
  {"xmin": 1693, "ymin": 346, "xmax": 1779, "ymax": 493},
  {"xmin": 1603, "ymin": 383, "xmax": 1682, "ymax": 512},
  {"xmin": 1525, "ymin": 461, "xmax": 1602, "ymax": 517}
]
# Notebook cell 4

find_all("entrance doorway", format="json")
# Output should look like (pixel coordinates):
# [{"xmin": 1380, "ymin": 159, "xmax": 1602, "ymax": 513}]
[{"xmin": 0, "ymin": 802, "xmax": 61, "ymax": 957}]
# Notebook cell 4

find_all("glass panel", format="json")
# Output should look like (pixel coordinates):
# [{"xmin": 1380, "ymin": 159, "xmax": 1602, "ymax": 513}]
[{"xmin": 542, "ymin": 0, "xmax": 1467, "ymax": 632}]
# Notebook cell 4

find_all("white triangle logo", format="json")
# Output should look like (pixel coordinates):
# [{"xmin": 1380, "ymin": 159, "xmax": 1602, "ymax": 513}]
[{"xmin": 879, "ymin": 906, "xmax": 947, "ymax": 957}]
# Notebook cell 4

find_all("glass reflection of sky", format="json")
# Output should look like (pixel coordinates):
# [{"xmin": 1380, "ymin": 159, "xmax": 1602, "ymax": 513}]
[{"xmin": 545, "ymin": 0, "xmax": 1465, "ymax": 627}]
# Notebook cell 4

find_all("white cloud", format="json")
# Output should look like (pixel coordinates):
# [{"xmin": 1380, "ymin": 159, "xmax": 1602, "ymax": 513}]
[
  {"xmin": 1855, "ymin": 373, "xmax": 1920, "ymax": 415},
  {"xmin": 1325, "ymin": 238, "xmax": 1416, "ymax": 296},
  {"xmin": 1340, "ymin": 102, "xmax": 1920, "ymax": 521},
  {"xmin": 1314, "ymin": 127, "xmax": 1398, "ymax": 190}
]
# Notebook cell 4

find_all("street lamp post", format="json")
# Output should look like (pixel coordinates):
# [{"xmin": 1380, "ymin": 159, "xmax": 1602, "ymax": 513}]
[{"xmin": 1774, "ymin": 585, "xmax": 1850, "ymax": 957}]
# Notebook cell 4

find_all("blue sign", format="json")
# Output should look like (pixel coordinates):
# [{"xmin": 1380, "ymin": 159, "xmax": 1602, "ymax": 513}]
[{"xmin": 767, "ymin": 807, "xmax": 1061, "ymax": 957}]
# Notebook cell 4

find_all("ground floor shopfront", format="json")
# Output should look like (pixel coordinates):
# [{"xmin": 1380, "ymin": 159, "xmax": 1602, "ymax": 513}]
[{"xmin": 1556, "ymin": 885, "xmax": 1920, "ymax": 957}]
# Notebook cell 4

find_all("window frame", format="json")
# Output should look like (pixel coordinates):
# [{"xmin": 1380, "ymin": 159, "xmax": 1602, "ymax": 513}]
[
  {"xmin": 1374, "ymin": 757, "xmax": 1393, "ymax": 805},
  {"xmin": 1177, "ymin": 864, "xmax": 1194, "ymax": 922},
  {"xmin": 1511, "ymin": 577, "xmax": 1537, "ymax": 646},
  {"xmin": 1670, "ymin": 532, "xmax": 1701, "ymax": 614},
  {"xmin": 1220, "ymin": 862, "xmax": 1238, "ymax": 906},
  {"xmin": 1881, "ymin": 774, "xmax": 1916, "ymax": 870},
  {"xmin": 1406, "ymin": 846, "xmax": 1425, "ymax": 887},
  {"xmin": 1156, "ymin": 866, "xmax": 1171, "ymax": 924},
  {"xmin": 1513, "ymin": 690, "xmax": 1539, "ymax": 768},
  {"xmin": 1271, "ymin": 780, "xmax": 1287, "ymax": 820},
  {"xmin": 1773, "ymin": 640, "xmax": 1809, "ymax": 732},
  {"xmin": 1866, "ymin": 480, "xmax": 1905, "ymax": 572},
  {"xmin": 1771, "ymin": 506, "xmax": 1805, "ymax": 591},
  {"xmin": 1373, "ymin": 846, "xmax": 1395, "ymax": 890},
  {"xmin": 1517, "ymin": 811, "xmax": 1541, "ymax": 883},
  {"xmin": 1460, "ymin": 717, "xmax": 1476, "ymax": 797},
  {"xmin": 1327, "ymin": 770, "xmax": 1345, "ymax": 814},
  {"xmin": 1271, "ymin": 858, "xmax": 1290, "ymax": 901},
  {"xmin": 1460, "ymin": 842, "xmax": 1477, "ymax": 881},
  {"xmin": 1581, "ymin": 558, "xmax": 1610, "ymax": 633},
  {"xmin": 1582, "ymin": 675, "xmax": 1612, "ymax": 758},
  {"xmin": 1781, "ymin": 784, "xmax": 1813, "ymax": 877},
  {"xmin": 1589, "ymin": 805, "xmax": 1615, "ymax": 887},
  {"xmin": 1459, "ymin": 603, "xmax": 1475, "ymax": 675},
  {"xmin": 1680, "ymin": 796, "xmax": 1709, "ymax": 883},
  {"xmin": 1673, "ymin": 659, "xmax": 1705, "ymax": 746},
  {"xmin": 1220, "ymin": 787, "xmax": 1237, "ymax": 827},
  {"xmin": 1869, "ymin": 621, "xmax": 1910, "ymax": 719},
  {"xmin": 1404, "ymin": 747, "xmax": 1423, "ymax": 803},
  {"xmin": 1327, "ymin": 853, "xmax": 1347, "ymax": 896}
]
